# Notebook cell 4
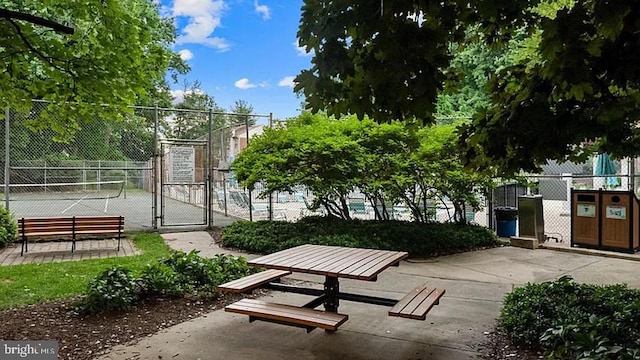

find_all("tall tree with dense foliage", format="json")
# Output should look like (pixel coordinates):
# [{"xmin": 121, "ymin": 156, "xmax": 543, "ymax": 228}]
[
  {"xmin": 460, "ymin": 0, "xmax": 640, "ymax": 172},
  {"xmin": 296, "ymin": 0, "xmax": 640, "ymax": 173},
  {"xmin": 295, "ymin": 0, "xmax": 531, "ymax": 124},
  {"xmin": 1, "ymin": 0, "xmax": 185, "ymax": 138}
]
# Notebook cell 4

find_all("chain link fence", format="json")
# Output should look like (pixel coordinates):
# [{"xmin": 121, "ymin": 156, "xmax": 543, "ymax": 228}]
[{"xmin": 1, "ymin": 100, "xmax": 272, "ymax": 230}]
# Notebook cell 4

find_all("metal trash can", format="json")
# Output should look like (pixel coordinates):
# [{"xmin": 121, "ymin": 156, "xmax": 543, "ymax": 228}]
[{"xmin": 495, "ymin": 207, "xmax": 518, "ymax": 237}]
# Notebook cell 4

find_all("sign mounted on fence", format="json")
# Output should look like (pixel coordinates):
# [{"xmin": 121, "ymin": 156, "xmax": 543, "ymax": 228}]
[{"xmin": 169, "ymin": 146, "xmax": 195, "ymax": 183}]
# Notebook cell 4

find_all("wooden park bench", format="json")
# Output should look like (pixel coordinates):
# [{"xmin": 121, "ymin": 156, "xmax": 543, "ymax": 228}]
[{"xmin": 19, "ymin": 215, "xmax": 125, "ymax": 256}]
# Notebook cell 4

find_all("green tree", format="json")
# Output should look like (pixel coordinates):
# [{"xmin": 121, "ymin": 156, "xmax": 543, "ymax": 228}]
[
  {"xmin": 1, "ymin": 0, "xmax": 185, "ymax": 138},
  {"xmin": 169, "ymin": 81, "xmax": 224, "ymax": 139},
  {"xmin": 232, "ymin": 113, "xmax": 492, "ymax": 223},
  {"xmin": 232, "ymin": 113, "xmax": 366, "ymax": 219},
  {"xmin": 435, "ymin": 26, "xmax": 523, "ymax": 121},
  {"xmin": 229, "ymin": 99, "xmax": 256, "ymax": 126},
  {"xmin": 295, "ymin": 0, "xmax": 531, "ymax": 123},
  {"xmin": 460, "ymin": 0, "xmax": 640, "ymax": 172},
  {"xmin": 297, "ymin": 0, "xmax": 640, "ymax": 174}
]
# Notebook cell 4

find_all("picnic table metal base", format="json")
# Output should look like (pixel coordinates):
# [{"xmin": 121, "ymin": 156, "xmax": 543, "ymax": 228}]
[{"xmin": 266, "ymin": 277, "xmax": 399, "ymax": 312}]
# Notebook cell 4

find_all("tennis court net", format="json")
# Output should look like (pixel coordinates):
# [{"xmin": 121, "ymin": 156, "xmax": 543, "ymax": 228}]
[{"xmin": 1, "ymin": 181, "xmax": 125, "ymax": 201}]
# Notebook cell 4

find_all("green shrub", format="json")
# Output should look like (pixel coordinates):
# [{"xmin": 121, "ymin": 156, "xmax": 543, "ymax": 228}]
[
  {"xmin": 500, "ymin": 276, "xmax": 640, "ymax": 358},
  {"xmin": 77, "ymin": 266, "xmax": 141, "ymax": 315},
  {"xmin": 0, "ymin": 205, "xmax": 17, "ymax": 248},
  {"xmin": 140, "ymin": 262, "xmax": 182, "ymax": 296},
  {"xmin": 221, "ymin": 217, "xmax": 498, "ymax": 256},
  {"xmin": 78, "ymin": 251, "xmax": 256, "ymax": 315},
  {"xmin": 211, "ymin": 254, "xmax": 255, "ymax": 284},
  {"xmin": 160, "ymin": 250, "xmax": 217, "ymax": 296}
]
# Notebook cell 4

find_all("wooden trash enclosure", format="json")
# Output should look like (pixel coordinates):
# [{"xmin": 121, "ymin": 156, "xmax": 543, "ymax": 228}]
[
  {"xmin": 571, "ymin": 189, "xmax": 640, "ymax": 253},
  {"xmin": 572, "ymin": 191, "xmax": 600, "ymax": 247}
]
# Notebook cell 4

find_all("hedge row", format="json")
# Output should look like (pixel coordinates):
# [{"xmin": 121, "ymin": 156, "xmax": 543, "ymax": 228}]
[
  {"xmin": 501, "ymin": 276, "xmax": 640, "ymax": 359},
  {"xmin": 221, "ymin": 216, "xmax": 498, "ymax": 256}
]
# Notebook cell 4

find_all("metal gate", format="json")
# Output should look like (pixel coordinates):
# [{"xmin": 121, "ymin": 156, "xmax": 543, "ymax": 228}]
[{"xmin": 159, "ymin": 139, "xmax": 208, "ymax": 226}]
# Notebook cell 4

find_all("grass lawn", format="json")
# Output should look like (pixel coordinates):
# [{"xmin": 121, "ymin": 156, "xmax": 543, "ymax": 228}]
[{"xmin": 0, "ymin": 233, "xmax": 172, "ymax": 309}]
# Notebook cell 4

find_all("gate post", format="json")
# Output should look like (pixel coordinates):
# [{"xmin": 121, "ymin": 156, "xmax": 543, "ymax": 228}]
[
  {"xmin": 4, "ymin": 108, "xmax": 9, "ymax": 211},
  {"xmin": 207, "ymin": 108, "xmax": 213, "ymax": 228},
  {"xmin": 268, "ymin": 113, "xmax": 273, "ymax": 221},
  {"xmin": 152, "ymin": 105, "xmax": 159, "ymax": 229},
  {"xmin": 245, "ymin": 115, "xmax": 253, "ymax": 222}
]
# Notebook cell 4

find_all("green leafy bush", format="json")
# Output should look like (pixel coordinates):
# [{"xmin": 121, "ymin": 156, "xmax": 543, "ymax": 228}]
[
  {"xmin": 221, "ymin": 217, "xmax": 498, "ymax": 256},
  {"xmin": 161, "ymin": 250, "xmax": 220, "ymax": 295},
  {"xmin": 500, "ymin": 276, "xmax": 640, "ymax": 358},
  {"xmin": 0, "ymin": 205, "xmax": 17, "ymax": 248},
  {"xmin": 77, "ymin": 266, "xmax": 141, "ymax": 315},
  {"xmin": 212, "ymin": 254, "xmax": 254, "ymax": 284},
  {"xmin": 140, "ymin": 262, "xmax": 182, "ymax": 296},
  {"xmin": 78, "ymin": 251, "xmax": 256, "ymax": 315}
]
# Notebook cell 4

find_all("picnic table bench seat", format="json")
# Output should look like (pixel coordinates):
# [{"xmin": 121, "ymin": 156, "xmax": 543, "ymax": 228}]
[
  {"xmin": 218, "ymin": 269, "xmax": 291, "ymax": 293},
  {"xmin": 19, "ymin": 216, "xmax": 124, "ymax": 256},
  {"xmin": 389, "ymin": 286, "xmax": 445, "ymax": 320},
  {"xmin": 225, "ymin": 298, "xmax": 348, "ymax": 332}
]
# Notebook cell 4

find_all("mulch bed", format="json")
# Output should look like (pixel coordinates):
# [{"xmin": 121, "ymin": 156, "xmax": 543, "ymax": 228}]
[
  {"xmin": 0, "ymin": 291, "xmax": 263, "ymax": 360},
  {"xmin": 479, "ymin": 328, "xmax": 544, "ymax": 360}
]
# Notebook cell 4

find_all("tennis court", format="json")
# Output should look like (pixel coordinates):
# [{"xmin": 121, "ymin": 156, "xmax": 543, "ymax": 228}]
[{"xmin": 1, "ymin": 181, "xmax": 236, "ymax": 230}]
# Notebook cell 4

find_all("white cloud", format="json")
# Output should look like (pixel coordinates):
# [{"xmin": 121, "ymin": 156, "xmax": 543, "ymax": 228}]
[
  {"xmin": 293, "ymin": 41, "xmax": 313, "ymax": 57},
  {"xmin": 235, "ymin": 78, "xmax": 256, "ymax": 89},
  {"xmin": 170, "ymin": 89, "xmax": 186, "ymax": 104},
  {"xmin": 234, "ymin": 78, "xmax": 267, "ymax": 89},
  {"xmin": 278, "ymin": 76, "xmax": 296, "ymax": 88},
  {"xmin": 169, "ymin": 88, "xmax": 204, "ymax": 104},
  {"xmin": 178, "ymin": 49, "xmax": 194, "ymax": 61},
  {"xmin": 173, "ymin": 0, "xmax": 230, "ymax": 51},
  {"xmin": 254, "ymin": 0, "xmax": 271, "ymax": 20}
]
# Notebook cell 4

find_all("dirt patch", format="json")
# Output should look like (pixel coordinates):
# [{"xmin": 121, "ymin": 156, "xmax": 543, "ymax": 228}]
[
  {"xmin": 479, "ymin": 328, "xmax": 544, "ymax": 360},
  {"xmin": 209, "ymin": 226, "xmax": 224, "ymax": 244}
]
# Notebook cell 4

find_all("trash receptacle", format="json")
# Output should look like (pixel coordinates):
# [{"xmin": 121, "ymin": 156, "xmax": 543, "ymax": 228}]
[{"xmin": 495, "ymin": 207, "xmax": 518, "ymax": 237}]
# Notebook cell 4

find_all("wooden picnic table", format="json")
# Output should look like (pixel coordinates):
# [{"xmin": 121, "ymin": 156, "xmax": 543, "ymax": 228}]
[{"xmin": 221, "ymin": 244, "xmax": 445, "ymax": 332}]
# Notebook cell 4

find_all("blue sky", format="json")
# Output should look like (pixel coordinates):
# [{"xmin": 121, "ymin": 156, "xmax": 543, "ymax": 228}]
[{"xmin": 159, "ymin": 0, "xmax": 311, "ymax": 120}]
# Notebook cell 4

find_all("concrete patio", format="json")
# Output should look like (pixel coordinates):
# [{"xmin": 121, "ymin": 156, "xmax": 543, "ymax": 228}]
[{"xmin": 97, "ymin": 231, "xmax": 640, "ymax": 360}]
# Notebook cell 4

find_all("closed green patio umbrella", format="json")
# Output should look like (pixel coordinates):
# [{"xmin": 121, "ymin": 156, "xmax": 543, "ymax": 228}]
[{"xmin": 595, "ymin": 153, "xmax": 619, "ymax": 189}]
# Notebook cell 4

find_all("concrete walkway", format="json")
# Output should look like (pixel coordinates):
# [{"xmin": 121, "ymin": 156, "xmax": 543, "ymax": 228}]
[{"xmin": 99, "ymin": 232, "xmax": 640, "ymax": 360}]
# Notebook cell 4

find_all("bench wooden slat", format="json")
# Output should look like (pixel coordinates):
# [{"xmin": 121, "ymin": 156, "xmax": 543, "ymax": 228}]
[
  {"xmin": 225, "ymin": 299, "xmax": 348, "ymax": 331},
  {"xmin": 389, "ymin": 286, "xmax": 445, "ymax": 320},
  {"xmin": 218, "ymin": 269, "xmax": 291, "ymax": 293}
]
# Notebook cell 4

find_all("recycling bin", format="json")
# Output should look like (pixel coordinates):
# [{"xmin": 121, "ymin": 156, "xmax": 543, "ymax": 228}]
[
  {"xmin": 571, "ymin": 189, "xmax": 640, "ymax": 253},
  {"xmin": 495, "ymin": 207, "xmax": 518, "ymax": 237}
]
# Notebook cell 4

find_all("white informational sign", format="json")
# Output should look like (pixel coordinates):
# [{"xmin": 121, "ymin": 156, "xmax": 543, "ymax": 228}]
[
  {"xmin": 576, "ymin": 204, "xmax": 596, "ymax": 218},
  {"xmin": 169, "ymin": 146, "xmax": 195, "ymax": 183},
  {"xmin": 606, "ymin": 205, "xmax": 626, "ymax": 220}
]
